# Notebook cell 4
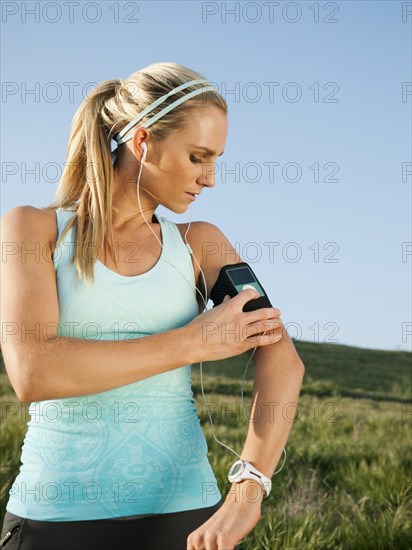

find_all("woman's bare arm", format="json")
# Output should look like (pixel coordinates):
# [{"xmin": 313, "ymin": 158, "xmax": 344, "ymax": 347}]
[
  {"xmin": 0, "ymin": 206, "xmax": 194, "ymax": 402},
  {"xmin": 238, "ymin": 331, "xmax": 305, "ymax": 480},
  {"xmin": 23, "ymin": 329, "xmax": 193, "ymax": 402},
  {"xmin": 186, "ymin": 223, "xmax": 306, "ymax": 481}
]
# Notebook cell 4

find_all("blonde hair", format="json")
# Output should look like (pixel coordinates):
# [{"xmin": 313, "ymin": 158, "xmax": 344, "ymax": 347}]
[{"xmin": 44, "ymin": 62, "xmax": 227, "ymax": 288}]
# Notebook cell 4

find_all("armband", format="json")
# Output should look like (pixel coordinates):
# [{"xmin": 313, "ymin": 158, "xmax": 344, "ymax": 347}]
[{"xmin": 210, "ymin": 262, "xmax": 272, "ymax": 312}]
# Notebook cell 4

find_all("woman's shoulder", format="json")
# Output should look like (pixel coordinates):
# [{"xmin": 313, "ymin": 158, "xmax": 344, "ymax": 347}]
[
  {"xmin": 1, "ymin": 205, "xmax": 59, "ymax": 259},
  {"xmin": 174, "ymin": 219, "xmax": 243, "ymax": 305},
  {"xmin": 175, "ymin": 220, "xmax": 229, "ymax": 245},
  {"xmin": 174, "ymin": 219, "xmax": 242, "ymax": 265},
  {"xmin": 1, "ymin": 205, "xmax": 56, "ymax": 234},
  {"xmin": 175, "ymin": 220, "xmax": 215, "ymax": 250},
  {"xmin": 17, "ymin": 206, "xmax": 59, "ymax": 255}
]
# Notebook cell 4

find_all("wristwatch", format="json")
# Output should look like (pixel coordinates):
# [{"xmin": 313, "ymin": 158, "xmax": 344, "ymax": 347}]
[{"xmin": 227, "ymin": 460, "xmax": 272, "ymax": 498}]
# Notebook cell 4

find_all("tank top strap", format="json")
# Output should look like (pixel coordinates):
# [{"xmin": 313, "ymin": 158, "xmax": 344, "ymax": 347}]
[
  {"xmin": 156, "ymin": 214, "xmax": 196, "ymax": 288},
  {"xmin": 53, "ymin": 207, "xmax": 76, "ymax": 271},
  {"xmin": 54, "ymin": 207, "xmax": 77, "ymax": 236}
]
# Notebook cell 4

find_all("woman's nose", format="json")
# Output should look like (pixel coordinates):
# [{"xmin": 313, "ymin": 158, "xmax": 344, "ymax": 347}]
[{"xmin": 198, "ymin": 162, "xmax": 216, "ymax": 188}]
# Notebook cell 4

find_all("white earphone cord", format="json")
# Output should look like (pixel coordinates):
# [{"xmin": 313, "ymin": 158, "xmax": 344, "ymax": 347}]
[{"xmin": 134, "ymin": 148, "xmax": 286, "ymax": 476}]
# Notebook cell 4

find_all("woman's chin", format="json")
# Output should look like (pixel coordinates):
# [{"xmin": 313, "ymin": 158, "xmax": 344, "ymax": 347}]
[{"xmin": 167, "ymin": 203, "xmax": 191, "ymax": 214}]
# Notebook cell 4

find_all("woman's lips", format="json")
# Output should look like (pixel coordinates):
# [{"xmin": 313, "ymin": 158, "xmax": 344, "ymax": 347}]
[{"xmin": 185, "ymin": 192, "xmax": 196, "ymax": 201}]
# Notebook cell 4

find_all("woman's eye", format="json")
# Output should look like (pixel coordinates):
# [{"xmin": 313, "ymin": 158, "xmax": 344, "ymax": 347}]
[{"xmin": 190, "ymin": 156, "xmax": 202, "ymax": 164}]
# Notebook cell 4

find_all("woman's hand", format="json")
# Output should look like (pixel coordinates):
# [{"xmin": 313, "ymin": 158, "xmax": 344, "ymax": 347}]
[
  {"xmin": 186, "ymin": 479, "xmax": 265, "ymax": 550},
  {"xmin": 184, "ymin": 289, "xmax": 283, "ymax": 364}
]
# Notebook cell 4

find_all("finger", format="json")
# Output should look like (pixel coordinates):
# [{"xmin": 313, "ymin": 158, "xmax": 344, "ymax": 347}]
[
  {"xmin": 245, "ymin": 328, "xmax": 283, "ymax": 346},
  {"xmin": 233, "ymin": 288, "xmax": 260, "ymax": 306},
  {"xmin": 244, "ymin": 320, "xmax": 282, "ymax": 338},
  {"xmin": 186, "ymin": 534, "xmax": 203, "ymax": 550},
  {"xmin": 203, "ymin": 535, "xmax": 219, "ymax": 549},
  {"xmin": 243, "ymin": 306, "xmax": 282, "ymax": 325}
]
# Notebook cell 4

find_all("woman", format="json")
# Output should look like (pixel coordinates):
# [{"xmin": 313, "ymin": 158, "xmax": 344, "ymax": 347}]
[{"xmin": 0, "ymin": 62, "xmax": 305, "ymax": 549}]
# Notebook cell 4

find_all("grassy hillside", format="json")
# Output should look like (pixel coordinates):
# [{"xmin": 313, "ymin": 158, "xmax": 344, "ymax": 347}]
[{"xmin": 1, "ymin": 341, "xmax": 411, "ymax": 549}]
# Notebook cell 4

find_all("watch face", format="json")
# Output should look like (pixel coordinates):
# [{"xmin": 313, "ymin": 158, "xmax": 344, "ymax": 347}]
[{"xmin": 230, "ymin": 461, "xmax": 244, "ymax": 477}]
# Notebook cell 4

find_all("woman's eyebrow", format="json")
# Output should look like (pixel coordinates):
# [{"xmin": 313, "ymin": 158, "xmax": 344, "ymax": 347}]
[{"xmin": 190, "ymin": 145, "xmax": 224, "ymax": 157}]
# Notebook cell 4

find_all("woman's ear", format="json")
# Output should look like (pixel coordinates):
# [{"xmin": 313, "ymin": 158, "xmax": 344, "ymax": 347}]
[{"xmin": 131, "ymin": 127, "xmax": 150, "ymax": 161}]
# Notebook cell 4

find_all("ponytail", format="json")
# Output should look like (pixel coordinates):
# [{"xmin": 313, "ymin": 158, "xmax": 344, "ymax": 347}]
[{"xmin": 45, "ymin": 79, "xmax": 122, "ymax": 289}]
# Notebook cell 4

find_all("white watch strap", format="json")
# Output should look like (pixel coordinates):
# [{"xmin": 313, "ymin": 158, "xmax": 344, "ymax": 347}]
[{"xmin": 228, "ymin": 460, "xmax": 272, "ymax": 498}]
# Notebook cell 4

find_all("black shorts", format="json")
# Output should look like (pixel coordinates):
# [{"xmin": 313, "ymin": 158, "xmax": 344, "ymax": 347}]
[{"xmin": 1, "ymin": 499, "xmax": 240, "ymax": 550}]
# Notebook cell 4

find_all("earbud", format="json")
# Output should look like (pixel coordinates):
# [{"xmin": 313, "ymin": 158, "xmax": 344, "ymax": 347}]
[{"xmin": 140, "ymin": 142, "xmax": 147, "ymax": 161}]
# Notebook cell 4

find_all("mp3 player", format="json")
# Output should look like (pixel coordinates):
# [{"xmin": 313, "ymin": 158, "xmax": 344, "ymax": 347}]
[{"xmin": 210, "ymin": 262, "xmax": 272, "ymax": 312}]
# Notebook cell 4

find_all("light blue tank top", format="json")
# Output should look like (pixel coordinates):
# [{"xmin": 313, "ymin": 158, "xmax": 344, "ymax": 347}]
[{"xmin": 6, "ymin": 208, "xmax": 221, "ymax": 521}]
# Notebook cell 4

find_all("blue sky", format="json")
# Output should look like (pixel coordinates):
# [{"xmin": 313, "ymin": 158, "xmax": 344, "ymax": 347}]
[{"xmin": 1, "ymin": 1, "xmax": 411, "ymax": 352}]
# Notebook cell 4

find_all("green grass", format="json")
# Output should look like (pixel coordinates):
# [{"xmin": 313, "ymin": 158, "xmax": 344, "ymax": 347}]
[{"xmin": 1, "ymin": 341, "xmax": 411, "ymax": 549}]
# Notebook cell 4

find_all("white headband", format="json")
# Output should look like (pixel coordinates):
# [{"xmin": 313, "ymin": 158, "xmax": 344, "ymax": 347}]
[{"xmin": 110, "ymin": 79, "xmax": 215, "ymax": 164}]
